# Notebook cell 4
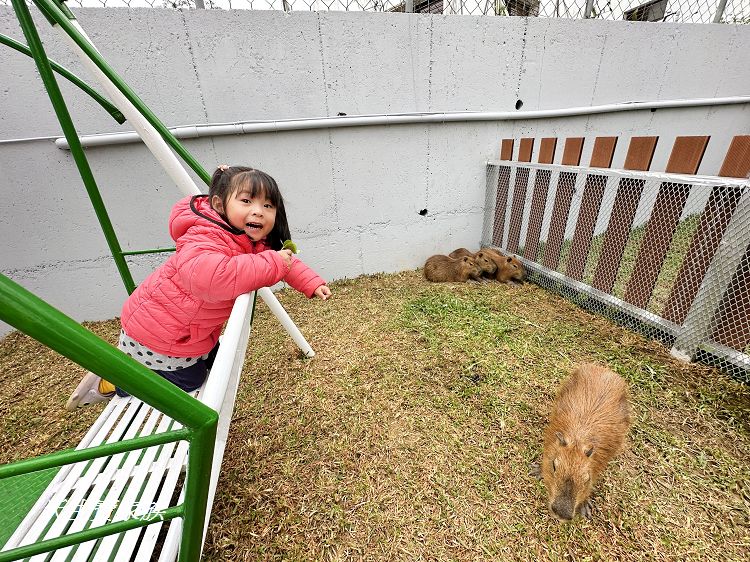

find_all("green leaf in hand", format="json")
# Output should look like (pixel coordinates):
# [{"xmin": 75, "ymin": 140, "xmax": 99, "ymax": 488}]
[{"xmin": 282, "ymin": 240, "xmax": 298, "ymax": 254}]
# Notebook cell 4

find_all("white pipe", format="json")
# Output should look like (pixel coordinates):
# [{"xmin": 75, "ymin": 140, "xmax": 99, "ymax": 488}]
[
  {"xmin": 55, "ymin": 95, "xmax": 750, "ymax": 150},
  {"xmin": 53, "ymin": 21, "xmax": 201, "ymax": 197},
  {"xmin": 258, "ymin": 287, "xmax": 315, "ymax": 358}
]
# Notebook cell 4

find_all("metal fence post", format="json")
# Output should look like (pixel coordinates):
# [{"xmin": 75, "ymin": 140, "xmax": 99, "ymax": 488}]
[
  {"xmin": 584, "ymin": 0, "xmax": 595, "ymax": 18},
  {"xmin": 713, "ymin": 0, "xmax": 728, "ymax": 23}
]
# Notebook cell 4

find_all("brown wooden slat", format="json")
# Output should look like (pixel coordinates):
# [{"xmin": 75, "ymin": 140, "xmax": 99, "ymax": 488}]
[
  {"xmin": 523, "ymin": 170, "xmax": 554, "ymax": 261},
  {"xmin": 500, "ymin": 139, "xmax": 514, "ymax": 161},
  {"xmin": 621, "ymin": 136, "xmax": 711, "ymax": 309},
  {"xmin": 662, "ymin": 186, "xmax": 744, "ymax": 323},
  {"xmin": 718, "ymin": 135, "xmax": 750, "ymax": 178},
  {"xmin": 707, "ymin": 136, "xmax": 750, "ymax": 351},
  {"xmin": 564, "ymin": 137, "xmax": 618, "ymax": 280},
  {"xmin": 561, "ymin": 137, "xmax": 584, "ymax": 166},
  {"xmin": 519, "ymin": 138, "xmax": 534, "ymax": 162},
  {"xmin": 589, "ymin": 137, "xmax": 618, "ymax": 168},
  {"xmin": 506, "ymin": 167, "xmax": 531, "ymax": 253},
  {"xmin": 523, "ymin": 139, "xmax": 558, "ymax": 261},
  {"xmin": 492, "ymin": 165, "xmax": 513, "ymax": 247},
  {"xmin": 623, "ymin": 183, "xmax": 691, "ymax": 308},
  {"xmin": 711, "ymin": 248, "xmax": 750, "ymax": 351},
  {"xmin": 662, "ymin": 136, "xmax": 747, "ymax": 324},
  {"xmin": 542, "ymin": 138, "xmax": 584, "ymax": 269},
  {"xmin": 623, "ymin": 136, "xmax": 658, "ymax": 171},
  {"xmin": 591, "ymin": 136, "xmax": 659, "ymax": 293},
  {"xmin": 538, "ymin": 138, "xmax": 557, "ymax": 165},
  {"xmin": 505, "ymin": 139, "xmax": 535, "ymax": 252},
  {"xmin": 665, "ymin": 136, "xmax": 709, "ymax": 174}
]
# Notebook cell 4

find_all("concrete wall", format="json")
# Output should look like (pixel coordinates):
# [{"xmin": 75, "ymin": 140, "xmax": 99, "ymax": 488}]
[{"xmin": 1, "ymin": 8, "xmax": 749, "ymax": 336}]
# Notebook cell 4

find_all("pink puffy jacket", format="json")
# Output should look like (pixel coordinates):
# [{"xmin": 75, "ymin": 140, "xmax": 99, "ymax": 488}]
[{"xmin": 121, "ymin": 195, "xmax": 326, "ymax": 357}]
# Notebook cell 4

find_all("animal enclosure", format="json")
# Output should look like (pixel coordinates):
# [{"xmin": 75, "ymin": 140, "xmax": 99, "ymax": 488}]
[{"xmin": 484, "ymin": 135, "xmax": 750, "ymax": 383}]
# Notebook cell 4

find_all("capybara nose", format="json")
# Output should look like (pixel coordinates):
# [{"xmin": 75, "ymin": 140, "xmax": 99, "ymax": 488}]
[{"xmin": 551, "ymin": 502, "xmax": 573, "ymax": 521}]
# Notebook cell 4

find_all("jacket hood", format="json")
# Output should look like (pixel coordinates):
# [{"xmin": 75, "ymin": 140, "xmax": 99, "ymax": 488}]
[{"xmin": 169, "ymin": 195, "xmax": 239, "ymax": 242}]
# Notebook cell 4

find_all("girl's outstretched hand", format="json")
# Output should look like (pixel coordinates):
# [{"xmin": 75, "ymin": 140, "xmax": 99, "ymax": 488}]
[
  {"xmin": 277, "ymin": 249, "xmax": 293, "ymax": 271},
  {"xmin": 314, "ymin": 285, "xmax": 332, "ymax": 301}
]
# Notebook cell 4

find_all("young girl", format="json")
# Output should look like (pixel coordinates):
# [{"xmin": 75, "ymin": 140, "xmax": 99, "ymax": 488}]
[{"xmin": 66, "ymin": 165, "xmax": 331, "ymax": 409}]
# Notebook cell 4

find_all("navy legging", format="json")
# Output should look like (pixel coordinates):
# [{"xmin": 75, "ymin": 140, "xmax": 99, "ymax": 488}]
[{"xmin": 116, "ymin": 343, "xmax": 220, "ymax": 397}]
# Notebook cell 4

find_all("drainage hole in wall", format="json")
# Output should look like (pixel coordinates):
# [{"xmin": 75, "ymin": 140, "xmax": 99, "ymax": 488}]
[
  {"xmin": 418, "ymin": 209, "xmax": 428, "ymax": 216},
  {"xmin": 515, "ymin": 99, "xmax": 523, "ymax": 110}
]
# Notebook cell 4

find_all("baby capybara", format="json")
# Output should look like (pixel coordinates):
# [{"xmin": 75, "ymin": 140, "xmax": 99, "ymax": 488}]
[
  {"xmin": 483, "ymin": 248, "xmax": 526, "ymax": 283},
  {"xmin": 423, "ymin": 255, "xmax": 482, "ymax": 282},
  {"xmin": 448, "ymin": 248, "xmax": 498, "ymax": 277},
  {"xmin": 535, "ymin": 363, "xmax": 631, "ymax": 520}
]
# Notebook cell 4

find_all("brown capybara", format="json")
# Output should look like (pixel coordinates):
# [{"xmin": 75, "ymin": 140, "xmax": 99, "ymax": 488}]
[
  {"xmin": 448, "ymin": 247, "xmax": 473, "ymax": 259},
  {"xmin": 483, "ymin": 248, "xmax": 525, "ymax": 283},
  {"xmin": 533, "ymin": 363, "xmax": 631, "ymax": 520},
  {"xmin": 448, "ymin": 248, "xmax": 498, "ymax": 277},
  {"xmin": 423, "ymin": 255, "xmax": 482, "ymax": 283}
]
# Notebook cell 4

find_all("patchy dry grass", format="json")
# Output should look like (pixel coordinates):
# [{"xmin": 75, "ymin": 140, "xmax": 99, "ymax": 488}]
[{"xmin": 1, "ymin": 271, "xmax": 749, "ymax": 561}]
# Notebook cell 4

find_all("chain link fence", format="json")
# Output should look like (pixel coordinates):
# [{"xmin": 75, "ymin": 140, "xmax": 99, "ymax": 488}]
[
  {"xmin": 1, "ymin": 0, "xmax": 748, "ymax": 23},
  {"xmin": 483, "ymin": 161, "xmax": 750, "ymax": 382}
]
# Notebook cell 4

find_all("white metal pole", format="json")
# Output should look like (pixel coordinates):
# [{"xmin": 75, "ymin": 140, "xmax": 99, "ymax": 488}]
[{"xmin": 258, "ymin": 287, "xmax": 316, "ymax": 357}]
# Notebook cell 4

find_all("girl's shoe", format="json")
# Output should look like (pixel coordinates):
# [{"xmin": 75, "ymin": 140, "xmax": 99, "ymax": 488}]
[{"xmin": 65, "ymin": 371, "xmax": 114, "ymax": 411}]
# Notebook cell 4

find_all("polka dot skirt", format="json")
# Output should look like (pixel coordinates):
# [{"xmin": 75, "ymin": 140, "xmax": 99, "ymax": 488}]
[{"xmin": 118, "ymin": 330, "xmax": 209, "ymax": 371}]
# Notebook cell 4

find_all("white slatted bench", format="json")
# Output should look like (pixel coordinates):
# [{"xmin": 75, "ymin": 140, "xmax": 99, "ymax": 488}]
[{"xmin": 1, "ymin": 288, "xmax": 313, "ymax": 561}]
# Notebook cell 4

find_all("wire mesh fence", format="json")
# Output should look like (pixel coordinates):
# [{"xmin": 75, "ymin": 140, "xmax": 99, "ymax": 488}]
[
  {"xmin": 483, "ymin": 161, "xmax": 750, "ymax": 382},
  {"xmin": 1, "ymin": 0, "xmax": 747, "ymax": 23}
]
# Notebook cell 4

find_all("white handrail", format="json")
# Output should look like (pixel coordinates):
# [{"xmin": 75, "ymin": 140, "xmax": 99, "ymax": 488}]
[{"xmin": 53, "ymin": 96, "xmax": 750, "ymax": 150}]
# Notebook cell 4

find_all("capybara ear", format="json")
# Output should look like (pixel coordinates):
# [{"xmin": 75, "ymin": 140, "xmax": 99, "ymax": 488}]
[
  {"xmin": 506, "ymin": 256, "xmax": 513, "ymax": 263},
  {"xmin": 463, "ymin": 256, "xmax": 471, "ymax": 262}
]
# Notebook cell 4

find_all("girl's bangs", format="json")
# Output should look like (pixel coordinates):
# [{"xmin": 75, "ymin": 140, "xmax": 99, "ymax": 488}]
[{"xmin": 231, "ymin": 172, "xmax": 281, "ymax": 205}]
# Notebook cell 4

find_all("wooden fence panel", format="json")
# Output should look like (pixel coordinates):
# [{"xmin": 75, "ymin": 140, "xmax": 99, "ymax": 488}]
[
  {"xmin": 506, "ymin": 138, "xmax": 534, "ymax": 254},
  {"xmin": 523, "ymin": 138, "xmax": 557, "ymax": 261},
  {"xmin": 591, "ymin": 137, "xmax": 659, "ymax": 293},
  {"xmin": 708, "ymin": 136, "xmax": 750, "ymax": 351},
  {"xmin": 621, "ymin": 136, "xmax": 709, "ymax": 308},
  {"xmin": 492, "ymin": 139, "xmax": 514, "ymax": 246},
  {"xmin": 663, "ymin": 136, "xmax": 750, "ymax": 326},
  {"xmin": 541, "ymin": 137, "xmax": 584, "ymax": 270},
  {"xmin": 564, "ymin": 137, "xmax": 617, "ymax": 280}
]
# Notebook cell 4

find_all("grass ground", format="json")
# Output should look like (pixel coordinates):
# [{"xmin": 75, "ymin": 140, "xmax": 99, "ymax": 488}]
[{"xmin": 1, "ymin": 270, "xmax": 748, "ymax": 561}]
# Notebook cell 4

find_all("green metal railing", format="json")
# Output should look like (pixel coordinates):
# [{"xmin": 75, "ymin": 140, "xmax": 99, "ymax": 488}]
[
  {"xmin": 0, "ymin": 273, "xmax": 218, "ymax": 562},
  {"xmin": 0, "ymin": 33, "xmax": 125, "ymax": 124},
  {"xmin": 0, "ymin": 0, "xmax": 237, "ymax": 560}
]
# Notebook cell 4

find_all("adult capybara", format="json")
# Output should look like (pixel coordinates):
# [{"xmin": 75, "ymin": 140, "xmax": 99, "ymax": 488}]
[
  {"xmin": 423, "ymin": 255, "xmax": 482, "ymax": 283},
  {"xmin": 448, "ymin": 248, "xmax": 498, "ymax": 277},
  {"xmin": 534, "ymin": 363, "xmax": 631, "ymax": 520},
  {"xmin": 483, "ymin": 248, "xmax": 525, "ymax": 283}
]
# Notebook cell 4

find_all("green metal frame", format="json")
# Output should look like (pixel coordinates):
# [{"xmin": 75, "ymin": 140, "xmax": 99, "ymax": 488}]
[{"xmin": 0, "ymin": 1, "xmax": 244, "ymax": 560}]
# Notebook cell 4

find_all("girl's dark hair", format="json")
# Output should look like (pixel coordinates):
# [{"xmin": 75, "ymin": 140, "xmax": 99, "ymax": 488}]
[{"xmin": 209, "ymin": 166, "xmax": 291, "ymax": 251}]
